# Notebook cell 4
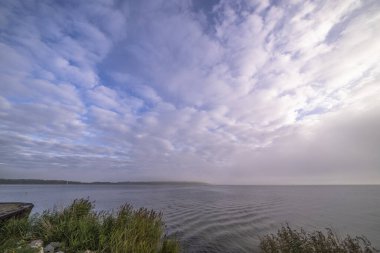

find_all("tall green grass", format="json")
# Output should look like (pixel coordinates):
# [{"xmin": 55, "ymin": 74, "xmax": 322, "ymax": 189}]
[
  {"xmin": 260, "ymin": 224, "xmax": 379, "ymax": 253},
  {"xmin": 0, "ymin": 216, "xmax": 35, "ymax": 252},
  {"xmin": 0, "ymin": 199, "xmax": 179, "ymax": 253}
]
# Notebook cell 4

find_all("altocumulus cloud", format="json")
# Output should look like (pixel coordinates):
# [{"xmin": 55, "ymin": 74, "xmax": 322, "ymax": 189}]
[{"xmin": 0, "ymin": 0, "xmax": 379, "ymax": 184}]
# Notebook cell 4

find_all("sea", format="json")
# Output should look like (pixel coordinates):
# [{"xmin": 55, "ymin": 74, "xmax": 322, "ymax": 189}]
[{"xmin": 1, "ymin": 184, "xmax": 379, "ymax": 252}]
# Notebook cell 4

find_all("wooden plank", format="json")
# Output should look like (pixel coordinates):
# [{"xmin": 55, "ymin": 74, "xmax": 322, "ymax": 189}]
[
  {"xmin": 0, "ymin": 203, "xmax": 34, "ymax": 222},
  {"xmin": 0, "ymin": 203, "xmax": 22, "ymax": 215}
]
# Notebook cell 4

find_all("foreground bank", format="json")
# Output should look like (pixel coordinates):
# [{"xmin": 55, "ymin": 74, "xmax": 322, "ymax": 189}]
[
  {"xmin": 0, "ymin": 199, "xmax": 378, "ymax": 253},
  {"xmin": 0, "ymin": 199, "xmax": 179, "ymax": 253}
]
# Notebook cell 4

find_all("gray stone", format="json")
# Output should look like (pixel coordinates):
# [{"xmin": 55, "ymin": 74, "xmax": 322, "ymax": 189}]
[
  {"xmin": 44, "ymin": 244, "xmax": 55, "ymax": 253},
  {"xmin": 50, "ymin": 241, "xmax": 61, "ymax": 248},
  {"xmin": 56, "ymin": 251, "xmax": 64, "ymax": 253}
]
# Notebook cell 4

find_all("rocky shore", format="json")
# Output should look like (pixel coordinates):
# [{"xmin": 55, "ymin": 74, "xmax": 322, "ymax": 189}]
[{"xmin": 29, "ymin": 240, "xmax": 94, "ymax": 253}]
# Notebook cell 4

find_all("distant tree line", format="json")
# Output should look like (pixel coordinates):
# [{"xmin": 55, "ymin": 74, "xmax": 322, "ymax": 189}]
[{"xmin": 0, "ymin": 178, "xmax": 208, "ymax": 185}]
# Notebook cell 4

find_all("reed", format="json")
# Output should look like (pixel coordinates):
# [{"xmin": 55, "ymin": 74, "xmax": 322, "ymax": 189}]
[
  {"xmin": 0, "ymin": 199, "xmax": 179, "ymax": 253},
  {"xmin": 259, "ymin": 224, "xmax": 378, "ymax": 253}
]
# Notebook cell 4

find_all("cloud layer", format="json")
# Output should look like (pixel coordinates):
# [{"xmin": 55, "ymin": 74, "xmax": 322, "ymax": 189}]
[{"xmin": 1, "ymin": 0, "xmax": 379, "ymax": 183}]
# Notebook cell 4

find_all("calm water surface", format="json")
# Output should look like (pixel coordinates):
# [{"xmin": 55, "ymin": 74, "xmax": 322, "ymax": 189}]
[{"xmin": 1, "ymin": 185, "xmax": 379, "ymax": 252}]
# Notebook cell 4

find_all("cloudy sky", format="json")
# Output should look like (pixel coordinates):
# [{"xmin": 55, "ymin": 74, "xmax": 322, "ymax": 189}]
[{"xmin": 0, "ymin": 0, "xmax": 379, "ymax": 184}]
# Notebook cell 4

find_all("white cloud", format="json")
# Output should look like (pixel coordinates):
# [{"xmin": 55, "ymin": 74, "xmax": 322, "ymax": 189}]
[{"xmin": 1, "ymin": 0, "xmax": 379, "ymax": 183}]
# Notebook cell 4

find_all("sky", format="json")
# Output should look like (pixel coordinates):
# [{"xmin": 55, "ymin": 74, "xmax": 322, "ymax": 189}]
[{"xmin": 0, "ymin": 0, "xmax": 379, "ymax": 184}]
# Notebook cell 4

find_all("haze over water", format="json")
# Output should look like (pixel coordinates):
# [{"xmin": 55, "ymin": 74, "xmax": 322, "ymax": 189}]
[{"xmin": 1, "ymin": 184, "xmax": 380, "ymax": 252}]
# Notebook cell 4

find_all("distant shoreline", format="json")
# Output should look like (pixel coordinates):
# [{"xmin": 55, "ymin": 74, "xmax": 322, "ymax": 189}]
[
  {"xmin": 1, "ymin": 179, "xmax": 378, "ymax": 186},
  {"xmin": 0, "ymin": 178, "xmax": 209, "ymax": 185}
]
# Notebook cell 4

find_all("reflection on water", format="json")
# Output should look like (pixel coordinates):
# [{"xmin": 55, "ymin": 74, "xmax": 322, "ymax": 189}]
[{"xmin": 1, "ymin": 184, "xmax": 380, "ymax": 252}]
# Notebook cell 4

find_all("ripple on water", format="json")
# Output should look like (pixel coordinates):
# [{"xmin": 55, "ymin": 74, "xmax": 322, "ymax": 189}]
[{"xmin": 2, "ymin": 185, "xmax": 380, "ymax": 252}]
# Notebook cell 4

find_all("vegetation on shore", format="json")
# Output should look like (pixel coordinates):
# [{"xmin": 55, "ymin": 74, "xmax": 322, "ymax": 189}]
[
  {"xmin": 1, "ymin": 200, "xmax": 378, "ymax": 253},
  {"xmin": 260, "ymin": 224, "xmax": 378, "ymax": 253},
  {"xmin": 0, "ymin": 199, "xmax": 179, "ymax": 253}
]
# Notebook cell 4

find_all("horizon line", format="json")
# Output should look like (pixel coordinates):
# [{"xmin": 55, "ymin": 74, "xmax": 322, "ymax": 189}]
[{"xmin": 1, "ymin": 178, "xmax": 379, "ymax": 186}]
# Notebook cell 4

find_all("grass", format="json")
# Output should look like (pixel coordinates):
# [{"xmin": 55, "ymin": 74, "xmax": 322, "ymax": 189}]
[
  {"xmin": 0, "ymin": 199, "xmax": 179, "ymax": 253},
  {"xmin": 260, "ymin": 224, "xmax": 379, "ymax": 253}
]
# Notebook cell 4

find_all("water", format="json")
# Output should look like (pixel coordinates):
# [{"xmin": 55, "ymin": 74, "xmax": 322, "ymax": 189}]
[{"xmin": 1, "ymin": 184, "xmax": 380, "ymax": 252}]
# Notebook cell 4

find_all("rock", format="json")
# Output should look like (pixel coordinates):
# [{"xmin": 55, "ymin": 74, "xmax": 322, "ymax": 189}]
[
  {"xmin": 44, "ymin": 244, "xmax": 55, "ymax": 253},
  {"xmin": 84, "ymin": 250, "xmax": 95, "ymax": 253},
  {"xmin": 50, "ymin": 241, "xmax": 61, "ymax": 248},
  {"xmin": 30, "ymin": 240, "xmax": 43, "ymax": 248},
  {"xmin": 56, "ymin": 251, "xmax": 64, "ymax": 253},
  {"xmin": 30, "ymin": 240, "xmax": 44, "ymax": 253}
]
